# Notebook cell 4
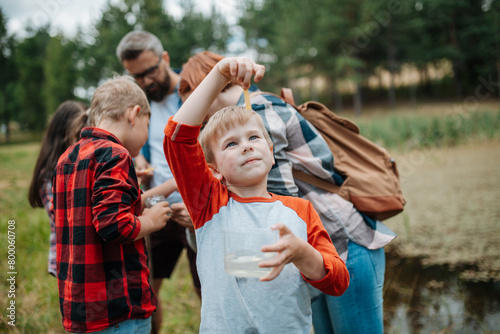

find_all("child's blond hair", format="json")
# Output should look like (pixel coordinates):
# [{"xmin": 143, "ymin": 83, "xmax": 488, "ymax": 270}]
[
  {"xmin": 199, "ymin": 106, "xmax": 273, "ymax": 165},
  {"xmin": 89, "ymin": 76, "xmax": 150, "ymax": 126}
]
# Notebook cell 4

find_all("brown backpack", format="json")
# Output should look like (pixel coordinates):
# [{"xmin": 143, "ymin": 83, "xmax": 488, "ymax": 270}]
[{"xmin": 259, "ymin": 88, "xmax": 406, "ymax": 221}]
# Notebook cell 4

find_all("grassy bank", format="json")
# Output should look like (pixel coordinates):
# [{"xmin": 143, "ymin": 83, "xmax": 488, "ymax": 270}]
[{"xmin": 354, "ymin": 106, "xmax": 500, "ymax": 151}]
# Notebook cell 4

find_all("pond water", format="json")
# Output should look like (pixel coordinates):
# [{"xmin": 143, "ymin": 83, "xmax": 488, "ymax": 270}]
[{"xmin": 384, "ymin": 252, "xmax": 500, "ymax": 333}]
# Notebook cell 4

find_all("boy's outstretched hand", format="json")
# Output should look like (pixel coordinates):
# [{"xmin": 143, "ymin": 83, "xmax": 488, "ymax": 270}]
[
  {"xmin": 173, "ymin": 56, "xmax": 266, "ymax": 126},
  {"xmin": 216, "ymin": 57, "xmax": 266, "ymax": 90},
  {"xmin": 259, "ymin": 223, "xmax": 327, "ymax": 282}
]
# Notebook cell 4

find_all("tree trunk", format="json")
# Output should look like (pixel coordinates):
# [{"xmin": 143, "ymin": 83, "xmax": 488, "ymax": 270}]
[
  {"xmin": 354, "ymin": 82, "xmax": 362, "ymax": 116},
  {"xmin": 387, "ymin": 23, "xmax": 396, "ymax": 109},
  {"xmin": 331, "ymin": 79, "xmax": 343, "ymax": 112},
  {"xmin": 333, "ymin": 86, "xmax": 343, "ymax": 112},
  {"xmin": 494, "ymin": 5, "xmax": 500, "ymax": 99},
  {"xmin": 409, "ymin": 83, "xmax": 417, "ymax": 108},
  {"xmin": 449, "ymin": 18, "xmax": 464, "ymax": 99},
  {"xmin": 3, "ymin": 117, "xmax": 10, "ymax": 143}
]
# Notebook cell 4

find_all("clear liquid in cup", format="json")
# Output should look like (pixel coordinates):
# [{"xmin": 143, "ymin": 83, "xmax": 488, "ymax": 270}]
[{"xmin": 224, "ymin": 250, "xmax": 276, "ymax": 278}]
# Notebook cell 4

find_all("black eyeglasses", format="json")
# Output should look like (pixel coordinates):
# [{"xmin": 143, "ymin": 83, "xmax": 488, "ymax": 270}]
[{"xmin": 131, "ymin": 58, "xmax": 162, "ymax": 81}]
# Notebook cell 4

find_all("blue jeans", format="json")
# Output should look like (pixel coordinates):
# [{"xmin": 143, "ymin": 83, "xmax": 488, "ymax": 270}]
[
  {"xmin": 89, "ymin": 317, "xmax": 152, "ymax": 334},
  {"xmin": 312, "ymin": 241, "xmax": 385, "ymax": 334}
]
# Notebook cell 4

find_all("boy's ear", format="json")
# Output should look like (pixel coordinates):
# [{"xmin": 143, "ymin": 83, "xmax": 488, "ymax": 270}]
[
  {"xmin": 208, "ymin": 163, "xmax": 224, "ymax": 182},
  {"xmin": 270, "ymin": 145, "xmax": 275, "ymax": 165},
  {"xmin": 127, "ymin": 105, "xmax": 141, "ymax": 126}
]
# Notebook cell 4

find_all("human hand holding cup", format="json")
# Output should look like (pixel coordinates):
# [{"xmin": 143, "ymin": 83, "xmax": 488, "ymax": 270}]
[
  {"xmin": 144, "ymin": 195, "xmax": 172, "ymax": 217},
  {"xmin": 224, "ymin": 227, "xmax": 279, "ymax": 279}
]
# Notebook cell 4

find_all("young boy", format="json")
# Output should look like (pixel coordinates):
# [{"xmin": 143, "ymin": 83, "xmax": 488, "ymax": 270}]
[
  {"xmin": 52, "ymin": 76, "xmax": 171, "ymax": 333},
  {"xmin": 163, "ymin": 58, "xmax": 349, "ymax": 333}
]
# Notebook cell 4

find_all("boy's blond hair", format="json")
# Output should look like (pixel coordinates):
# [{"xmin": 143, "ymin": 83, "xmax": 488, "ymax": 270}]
[
  {"xmin": 199, "ymin": 106, "xmax": 273, "ymax": 164},
  {"xmin": 89, "ymin": 76, "xmax": 150, "ymax": 126}
]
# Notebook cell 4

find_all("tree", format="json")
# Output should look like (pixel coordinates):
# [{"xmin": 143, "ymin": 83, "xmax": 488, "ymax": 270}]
[
  {"xmin": 15, "ymin": 25, "xmax": 51, "ymax": 131},
  {"xmin": 240, "ymin": 0, "xmax": 370, "ymax": 113},
  {"xmin": 74, "ymin": 0, "xmax": 230, "ymax": 92},
  {"xmin": 43, "ymin": 35, "xmax": 79, "ymax": 115},
  {"xmin": 161, "ymin": 0, "xmax": 230, "ymax": 68},
  {"xmin": 0, "ymin": 8, "xmax": 19, "ymax": 142},
  {"xmin": 75, "ymin": 0, "xmax": 135, "ymax": 92}
]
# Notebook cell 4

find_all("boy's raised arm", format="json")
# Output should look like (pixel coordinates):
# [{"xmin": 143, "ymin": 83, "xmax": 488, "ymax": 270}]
[{"xmin": 172, "ymin": 57, "xmax": 265, "ymax": 126}]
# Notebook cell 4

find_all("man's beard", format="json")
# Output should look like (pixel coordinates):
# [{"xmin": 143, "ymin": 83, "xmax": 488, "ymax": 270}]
[{"xmin": 145, "ymin": 70, "xmax": 171, "ymax": 102}]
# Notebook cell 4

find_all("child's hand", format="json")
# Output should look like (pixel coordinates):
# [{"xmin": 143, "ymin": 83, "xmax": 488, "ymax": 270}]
[
  {"xmin": 142, "ymin": 201, "xmax": 171, "ymax": 232},
  {"xmin": 216, "ymin": 57, "xmax": 266, "ymax": 90},
  {"xmin": 135, "ymin": 155, "xmax": 153, "ymax": 187},
  {"xmin": 259, "ymin": 223, "xmax": 327, "ymax": 282},
  {"xmin": 170, "ymin": 202, "xmax": 194, "ymax": 231}
]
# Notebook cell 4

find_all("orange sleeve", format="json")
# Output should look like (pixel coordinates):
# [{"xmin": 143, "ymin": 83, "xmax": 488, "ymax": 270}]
[
  {"xmin": 163, "ymin": 118, "xmax": 229, "ymax": 229},
  {"xmin": 279, "ymin": 196, "xmax": 350, "ymax": 296}
]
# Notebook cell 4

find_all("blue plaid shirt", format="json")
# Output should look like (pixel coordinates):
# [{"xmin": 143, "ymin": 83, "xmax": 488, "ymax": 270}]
[{"xmin": 239, "ymin": 86, "xmax": 396, "ymax": 259}]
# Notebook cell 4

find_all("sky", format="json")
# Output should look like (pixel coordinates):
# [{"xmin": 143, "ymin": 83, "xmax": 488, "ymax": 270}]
[{"xmin": 1, "ymin": 0, "xmax": 240, "ymax": 38}]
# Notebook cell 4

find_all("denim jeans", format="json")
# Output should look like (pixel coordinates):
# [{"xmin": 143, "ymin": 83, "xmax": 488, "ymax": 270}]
[
  {"xmin": 89, "ymin": 317, "xmax": 152, "ymax": 334},
  {"xmin": 312, "ymin": 241, "xmax": 385, "ymax": 334}
]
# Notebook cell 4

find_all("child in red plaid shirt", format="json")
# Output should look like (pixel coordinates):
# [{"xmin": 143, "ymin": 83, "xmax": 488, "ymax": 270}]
[{"xmin": 52, "ymin": 76, "xmax": 170, "ymax": 333}]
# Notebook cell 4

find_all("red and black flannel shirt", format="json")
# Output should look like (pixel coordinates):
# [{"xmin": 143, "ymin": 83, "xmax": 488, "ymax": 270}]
[{"xmin": 52, "ymin": 127, "xmax": 156, "ymax": 333}]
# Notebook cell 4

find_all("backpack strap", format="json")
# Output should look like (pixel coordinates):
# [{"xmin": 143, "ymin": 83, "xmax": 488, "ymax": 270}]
[
  {"xmin": 280, "ymin": 87, "xmax": 296, "ymax": 106},
  {"xmin": 249, "ymin": 87, "xmax": 297, "ymax": 107},
  {"xmin": 292, "ymin": 170, "xmax": 340, "ymax": 193}
]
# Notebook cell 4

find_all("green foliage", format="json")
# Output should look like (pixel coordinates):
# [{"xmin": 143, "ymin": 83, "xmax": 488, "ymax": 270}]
[
  {"xmin": 43, "ymin": 36, "xmax": 79, "ymax": 115},
  {"xmin": 1, "ymin": 0, "xmax": 499, "ymax": 134},
  {"xmin": 163, "ymin": 1, "xmax": 229, "ymax": 68},
  {"xmin": 15, "ymin": 26, "xmax": 51, "ymax": 131},
  {"xmin": 0, "ymin": 8, "xmax": 20, "ymax": 143},
  {"xmin": 75, "ymin": 1, "xmax": 135, "ymax": 88},
  {"xmin": 240, "ymin": 0, "xmax": 500, "ymax": 111},
  {"xmin": 72, "ymin": 0, "xmax": 229, "ymax": 89},
  {"xmin": 0, "ymin": 0, "xmax": 230, "ymax": 139}
]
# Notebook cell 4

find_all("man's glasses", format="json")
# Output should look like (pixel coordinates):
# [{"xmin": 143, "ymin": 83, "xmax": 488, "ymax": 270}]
[{"xmin": 131, "ymin": 58, "xmax": 162, "ymax": 82}]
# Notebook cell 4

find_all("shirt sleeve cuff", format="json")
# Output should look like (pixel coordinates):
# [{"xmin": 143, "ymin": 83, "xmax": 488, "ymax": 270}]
[
  {"xmin": 128, "ymin": 216, "xmax": 141, "ymax": 241},
  {"xmin": 301, "ymin": 267, "xmax": 333, "ymax": 290},
  {"xmin": 164, "ymin": 116, "xmax": 202, "ymax": 142}
]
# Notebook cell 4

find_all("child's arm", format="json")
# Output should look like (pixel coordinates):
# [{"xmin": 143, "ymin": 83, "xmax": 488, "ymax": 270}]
[
  {"xmin": 141, "ymin": 181, "xmax": 193, "ymax": 230},
  {"xmin": 173, "ymin": 57, "xmax": 265, "ymax": 126},
  {"xmin": 260, "ymin": 223, "xmax": 327, "ymax": 281},
  {"xmin": 92, "ymin": 153, "xmax": 170, "ymax": 243},
  {"xmin": 141, "ymin": 178, "xmax": 178, "ymax": 208},
  {"xmin": 260, "ymin": 217, "xmax": 349, "ymax": 296}
]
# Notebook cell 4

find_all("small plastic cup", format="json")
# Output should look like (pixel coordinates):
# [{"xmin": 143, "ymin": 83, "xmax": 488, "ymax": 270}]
[
  {"xmin": 144, "ymin": 194, "xmax": 166, "ymax": 208},
  {"xmin": 224, "ymin": 227, "xmax": 279, "ymax": 279}
]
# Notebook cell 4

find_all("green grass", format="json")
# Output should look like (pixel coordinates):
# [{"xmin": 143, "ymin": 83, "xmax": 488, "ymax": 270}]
[
  {"xmin": 352, "ymin": 106, "xmax": 500, "ymax": 151},
  {"xmin": 0, "ymin": 143, "xmax": 60, "ymax": 333}
]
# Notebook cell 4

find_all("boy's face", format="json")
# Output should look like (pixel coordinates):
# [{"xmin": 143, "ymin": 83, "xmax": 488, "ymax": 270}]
[{"xmin": 210, "ymin": 118, "xmax": 274, "ymax": 187}]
